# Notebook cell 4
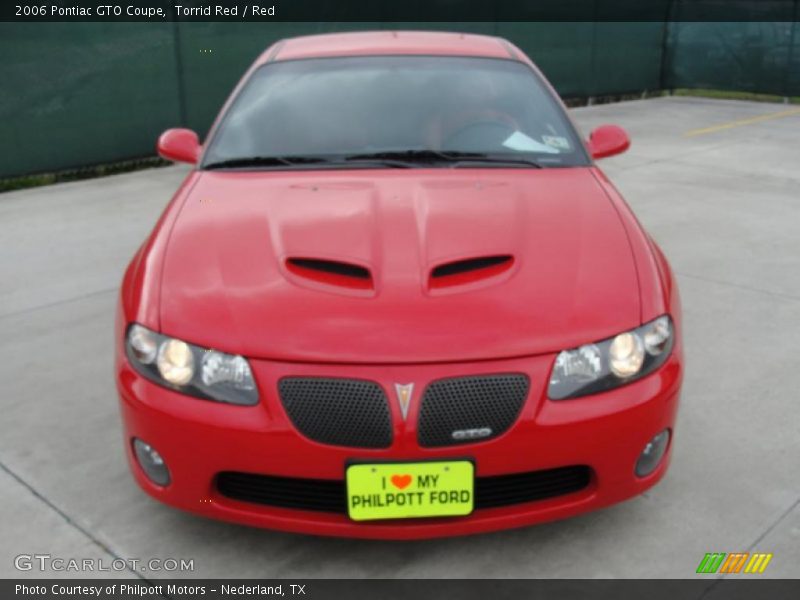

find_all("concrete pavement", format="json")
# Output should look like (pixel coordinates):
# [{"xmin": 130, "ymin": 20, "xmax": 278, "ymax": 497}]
[{"xmin": 1, "ymin": 96, "xmax": 798, "ymax": 579}]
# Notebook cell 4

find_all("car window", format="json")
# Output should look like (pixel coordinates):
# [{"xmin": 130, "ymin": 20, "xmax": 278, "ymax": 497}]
[{"xmin": 203, "ymin": 56, "xmax": 589, "ymax": 168}]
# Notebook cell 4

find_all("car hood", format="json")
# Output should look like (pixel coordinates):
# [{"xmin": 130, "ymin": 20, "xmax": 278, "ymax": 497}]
[{"xmin": 159, "ymin": 168, "xmax": 640, "ymax": 363}]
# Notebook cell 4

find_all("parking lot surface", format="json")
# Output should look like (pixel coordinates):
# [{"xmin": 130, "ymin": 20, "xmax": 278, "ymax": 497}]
[{"xmin": 1, "ymin": 96, "xmax": 798, "ymax": 579}]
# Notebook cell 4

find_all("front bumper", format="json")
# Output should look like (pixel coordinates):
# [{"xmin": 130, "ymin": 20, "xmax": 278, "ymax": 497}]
[{"xmin": 116, "ymin": 343, "xmax": 682, "ymax": 539}]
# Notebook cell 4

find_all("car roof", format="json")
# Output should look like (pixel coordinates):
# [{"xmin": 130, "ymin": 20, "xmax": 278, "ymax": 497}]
[{"xmin": 261, "ymin": 31, "xmax": 516, "ymax": 63}]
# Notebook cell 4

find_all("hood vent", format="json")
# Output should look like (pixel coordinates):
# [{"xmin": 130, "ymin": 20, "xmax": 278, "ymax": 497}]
[
  {"xmin": 429, "ymin": 255, "xmax": 514, "ymax": 290},
  {"xmin": 286, "ymin": 257, "xmax": 373, "ymax": 291}
]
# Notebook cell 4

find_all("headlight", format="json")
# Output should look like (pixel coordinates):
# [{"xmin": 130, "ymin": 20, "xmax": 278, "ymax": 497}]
[
  {"xmin": 548, "ymin": 315, "xmax": 674, "ymax": 400},
  {"xmin": 125, "ymin": 324, "xmax": 258, "ymax": 406},
  {"xmin": 128, "ymin": 324, "xmax": 158, "ymax": 364},
  {"xmin": 608, "ymin": 332, "xmax": 644, "ymax": 378},
  {"xmin": 157, "ymin": 339, "xmax": 195, "ymax": 386}
]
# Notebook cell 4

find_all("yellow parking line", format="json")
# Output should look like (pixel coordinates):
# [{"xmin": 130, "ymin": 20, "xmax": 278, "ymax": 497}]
[{"xmin": 684, "ymin": 107, "xmax": 800, "ymax": 137}]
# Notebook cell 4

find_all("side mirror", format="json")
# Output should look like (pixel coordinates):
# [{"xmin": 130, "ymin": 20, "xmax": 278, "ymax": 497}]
[
  {"xmin": 157, "ymin": 128, "xmax": 201, "ymax": 164},
  {"xmin": 587, "ymin": 125, "xmax": 630, "ymax": 160}
]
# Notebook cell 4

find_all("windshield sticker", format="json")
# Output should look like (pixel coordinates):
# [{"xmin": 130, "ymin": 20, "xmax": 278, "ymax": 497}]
[
  {"xmin": 502, "ymin": 131, "xmax": 559, "ymax": 153},
  {"xmin": 542, "ymin": 135, "xmax": 571, "ymax": 150}
]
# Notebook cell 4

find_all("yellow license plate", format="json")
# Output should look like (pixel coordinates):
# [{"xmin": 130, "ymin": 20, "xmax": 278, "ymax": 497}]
[{"xmin": 346, "ymin": 461, "xmax": 474, "ymax": 521}]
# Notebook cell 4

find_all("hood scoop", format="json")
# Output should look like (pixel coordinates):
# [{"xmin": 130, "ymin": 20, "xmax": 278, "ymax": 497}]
[
  {"xmin": 429, "ymin": 255, "xmax": 515, "ymax": 291},
  {"xmin": 285, "ymin": 257, "xmax": 373, "ymax": 292}
]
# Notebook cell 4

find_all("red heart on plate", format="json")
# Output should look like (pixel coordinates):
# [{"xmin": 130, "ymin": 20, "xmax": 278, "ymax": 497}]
[{"xmin": 390, "ymin": 474, "xmax": 412, "ymax": 490}]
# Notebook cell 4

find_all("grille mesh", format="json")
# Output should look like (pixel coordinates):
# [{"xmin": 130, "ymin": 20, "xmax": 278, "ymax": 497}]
[
  {"xmin": 474, "ymin": 466, "xmax": 591, "ymax": 509},
  {"xmin": 217, "ymin": 472, "xmax": 345, "ymax": 513},
  {"xmin": 278, "ymin": 377, "xmax": 392, "ymax": 449},
  {"xmin": 417, "ymin": 374, "xmax": 529, "ymax": 447},
  {"xmin": 216, "ymin": 466, "xmax": 591, "ymax": 514}
]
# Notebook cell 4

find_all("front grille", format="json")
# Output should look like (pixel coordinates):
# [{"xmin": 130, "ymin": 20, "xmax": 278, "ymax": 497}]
[
  {"xmin": 278, "ymin": 377, "xmax": 392, "ymax": 449},
  {"xmin": 474, "ymin": 466, "xmax": 591, "ymax": 509},
  {"xmin": 216, "ymin": 466, "xmax": 591, "ymax": 515},
  {"xmin": 217, "ymin": 472, "xmax": 346, "ymax": 513},
  {"xmin": 417, "ymin": 374, "xmax": 529, "ymax": 447}
]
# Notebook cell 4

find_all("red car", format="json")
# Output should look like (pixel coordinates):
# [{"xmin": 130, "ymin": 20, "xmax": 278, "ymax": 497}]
[{"xmin": 116, "ymin": 31, "xmax": 682, "ymax": 539}]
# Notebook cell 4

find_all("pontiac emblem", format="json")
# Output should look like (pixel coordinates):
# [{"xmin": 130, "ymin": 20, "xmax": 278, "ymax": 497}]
[{"xmin": 394, "ymin": 383, "xmax": 414, "ymax": 421}]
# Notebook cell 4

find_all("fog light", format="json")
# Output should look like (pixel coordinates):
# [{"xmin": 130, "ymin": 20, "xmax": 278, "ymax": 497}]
[
  {"xmin": 133, "ymin": 438, "xmax": 171, "ymax": 486},
  {"xmin": 635, "ymin": 429, "xmax": 670, "ymax": 477}
]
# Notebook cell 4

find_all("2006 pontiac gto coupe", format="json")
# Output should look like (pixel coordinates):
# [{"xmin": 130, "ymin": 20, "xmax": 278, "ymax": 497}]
[{"xmin": 115, "ymin": 31, "xmax": 683, "ymax": 538}]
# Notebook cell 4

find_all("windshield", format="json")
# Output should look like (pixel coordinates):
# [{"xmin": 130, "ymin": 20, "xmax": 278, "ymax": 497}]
[{"xmin": 203, "ymin": 56, "xmax": 590, "ymax": 169}]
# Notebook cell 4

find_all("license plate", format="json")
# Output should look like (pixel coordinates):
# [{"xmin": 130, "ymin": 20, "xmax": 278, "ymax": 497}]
[{"xmin": 346, "ymin": 460, "xmax": 474, "ymax": 521}]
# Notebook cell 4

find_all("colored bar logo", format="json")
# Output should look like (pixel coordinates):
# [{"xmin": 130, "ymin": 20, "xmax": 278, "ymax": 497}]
[{"xmin": 696, "ymin": 552, "xmax": 773, "ymax": 574}]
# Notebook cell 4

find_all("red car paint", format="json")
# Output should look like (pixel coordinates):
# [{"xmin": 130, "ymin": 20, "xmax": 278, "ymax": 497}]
[{"xmin": 115, "ymin": 31, "xmax": 683, "ymax": 538}]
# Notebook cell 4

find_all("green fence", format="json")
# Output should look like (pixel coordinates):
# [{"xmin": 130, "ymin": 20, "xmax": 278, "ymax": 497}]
[{"xmin": 1, "ymin": 16, "xmax": 798, "ymax": 178}]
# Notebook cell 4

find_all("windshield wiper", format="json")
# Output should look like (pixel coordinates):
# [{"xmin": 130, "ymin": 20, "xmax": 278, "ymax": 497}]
[
  {"xmin": 204, "ymin": 156, "xmax": 327, "ymax": 170},
  {"xmin": 204, "ymin": 155, "xmax": 413, "ymax": 170},
  {"xmin": 448, "ymin": 154, "xmax": 544, "ymax": 169},
  {"xmin": 345, "ymin": 149, "xmax": 482, "ymax": 166},
  {"xmin": 205, "ymin": 151, "xmax": 544, "ymax": 171},
  {"xmin": 345, "ymin": 150, "xmax": 543, "ymax": 168}
]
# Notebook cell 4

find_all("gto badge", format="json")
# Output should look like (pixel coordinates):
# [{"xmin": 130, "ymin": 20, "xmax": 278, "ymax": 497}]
[
  {"xmin": 394, "ymin": 383, "xmax": 414, "ymax": 420},
  {"xmin": 452, "ymin": 427, "xmax": 492, "ymax": 441}
]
